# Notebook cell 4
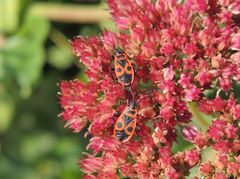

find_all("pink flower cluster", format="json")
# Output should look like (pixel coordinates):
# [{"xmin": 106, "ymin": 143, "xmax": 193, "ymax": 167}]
[{"xmin": 59, "ymin": 0, "xmax": 240, "ymax": 178}]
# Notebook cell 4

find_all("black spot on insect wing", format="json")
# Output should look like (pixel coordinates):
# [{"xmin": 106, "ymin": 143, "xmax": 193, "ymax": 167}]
[
  {"xmin": 127, "ymin": 127, "xmax": 133, "ymax": 132},
  {"xmin": 117, "ymin": 122, "xmax": 123, "ymax": 128},
  {"xmin": 119, "ymin": 72, "xmax": 132, "ymax": 83},
  {"xmin": 123, "ymin": 114, "xmax": 133, "ymax": 126},
  {"xmin": 117, "ymin": 59, "xmax": 127, "ymax": 67},
  {"xmin": 116, "ymin": 130, "xmax": 128, "ymax": 141},
  {"xmin": 117, "ymin": 68, "xmax": 122, "ymax": 72},
  {"xmin": 127, "ymin": 66, "xmax": 131, "ymax": 71}
]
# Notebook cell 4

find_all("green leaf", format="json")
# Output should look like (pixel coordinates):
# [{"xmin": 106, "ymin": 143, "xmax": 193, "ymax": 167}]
[
  {"xmin": 100, "ymin": 20, "xmax": 116, "ymax": 32},
  {"xmin": 76, "ymin": 63, "xmax": 89, "ymax": 84},
  {"xmin": 48, "ymin": 46, "xmax": 73, "ymax": 70},
  {"xmin": 35, "ymin": 159, "xmax": 61, "ymax": 179},
  {"xmin": 18, "ymin": 14, "xmax": 50, "ymax": 43},
  {"xmin": 233, "ymin": 80, "xmax": 240, "ymax": 101},
  {"xmin": 20, "ymin": 133, "xmax": 57, "ymax": 163},
  {"xmin": 187, "ymin": 102, "xmax": 213, "ymax": 132},
  {"xmin": 55, "ymin": 137, "xmax": 84, "ymax": 157},
  {"xmin": 138, "ymin": 80, "xmax": 155, "ymax": 90},
  {"xmin": 0, "ymin": 0, "xmax": 20, "ymax": 33},
  {"xmin": 218, "ymin": 23, "xmax": 226, "ymax": 29},
  {"xmin": 0, "ymin": 92, "xmax": 14, "ymax": 133},
  {"xmin": 187, "ymin": 165, "xmax": 199, "ymax": 178},
  {"xmin": 172, "ymin": 126, "xmax": 194, "ymax": 153},
  {"xmin": 203, "ymin": 88, "xmax": 218, "ymax": 99},
  {"xmin": 177, "ymin": 0, "xmax": 185, "ymax": 4},
  {"xmin": 0, "ymin": 15, "xmax": 50, "ymax": 98},
  {"xmin": 188, "ymin": 147, "xmax": 217, "ymax": 178},
  {"xmin": 201, "ymin": 147, "xmax": 217, "ymax": 162}
]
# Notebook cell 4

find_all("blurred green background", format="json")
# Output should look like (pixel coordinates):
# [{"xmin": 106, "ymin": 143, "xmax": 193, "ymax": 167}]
[{"xmin": 0, "ymin": 0, "xmax": 112, "ymax": 178}]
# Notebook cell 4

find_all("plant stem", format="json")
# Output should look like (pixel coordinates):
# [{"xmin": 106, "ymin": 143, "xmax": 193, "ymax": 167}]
[
  {"xmin": 50, "ymin": 27, "xmax": 70, "ymax": 47},
  {"xmin": 29, "ymin": 2, "xmax": 111, "ymax": 23}
]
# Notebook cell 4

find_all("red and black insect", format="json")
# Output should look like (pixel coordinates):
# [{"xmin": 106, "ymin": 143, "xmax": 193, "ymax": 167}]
[
  {"xmin": 111, "ymin": 49, "xmax": 135, "ymax": 88},
  {"xmin": 103, "ymin": 41, "xmax": 136, "ymax": 88},
  {"xmin": 113, "ymin": 99, "xmax": 138, "ymax": 142},
  {"xmin": 113, "ymin": 96, "xmax": 157, "ymax": 142}
]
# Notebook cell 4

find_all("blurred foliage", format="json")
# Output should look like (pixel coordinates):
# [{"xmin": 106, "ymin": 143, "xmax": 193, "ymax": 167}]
[
  {"xmin": 0, "ymin": 0, "xmax": 105, "ymax": 178},
  {"xmin": 0, "ymin": 0, "xmax": 20, "ymax": 33},
  {"xmin": 0, "ymin": 14, "xmax": 50, "ymax": 98}
]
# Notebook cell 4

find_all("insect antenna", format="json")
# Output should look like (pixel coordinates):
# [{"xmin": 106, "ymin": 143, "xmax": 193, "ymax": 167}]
[
  {"xmin": 136, "ymin": 95, "xmax": 150, "ymax": 105},
  {"xmin": 101, "ymin": 39, "xmax": 113, "ymax": 48},
  {"xmin": 101, "ymin": 39, "xmax": 118, "ymax": 54}
]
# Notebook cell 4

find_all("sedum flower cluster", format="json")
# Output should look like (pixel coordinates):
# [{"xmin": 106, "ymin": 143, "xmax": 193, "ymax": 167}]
[{"xmin": 59, "ymin": 0, "xmax": 240, "ymax": 178}]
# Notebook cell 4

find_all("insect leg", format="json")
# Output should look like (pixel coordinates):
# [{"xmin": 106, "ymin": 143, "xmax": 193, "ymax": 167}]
[
  {"xmin": 135, "ymin": 73, "xmax": 141, "ymax": 79},
  {"xmin": 137, "ymin": 114, "xmax": 148, "ymax": 120},
  {"xmin": 131, "ymin": 62, "xmax": 138, "ymax": 73},
  {"xmin": 137, "ymin": 114, "xmax": 160, "ymax": 121},
  {"xmin": 113, "ymin": 111, "xmax": 121, "ymax": 117},
  {"xmin": 112, "ymin": 111, "xmax": 121, "ymax": 122},
  {"xmin": 130, "ymin": 60, "xmax": 140, "ymax": 78},
  {"xmin": 109, "ymin": 67, "xmax": 118, "ymax": 83},
  {"xmin": 136, "ymin": 125, "xmax": 140, "ymax": 130}
]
